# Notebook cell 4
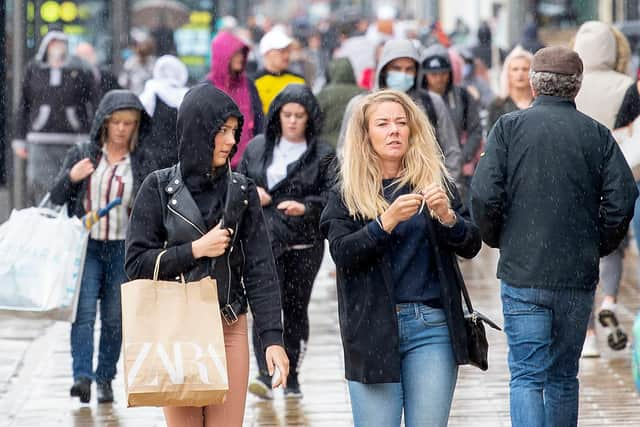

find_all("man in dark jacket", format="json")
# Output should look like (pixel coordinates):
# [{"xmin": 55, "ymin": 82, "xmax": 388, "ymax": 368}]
[
  {"xmin": 471, "ymin": 46, "xmax": 638, "ymax": 427},
  {"xmin": 13, "ymin": 30, "xmax": 96, "ymax": 204}
]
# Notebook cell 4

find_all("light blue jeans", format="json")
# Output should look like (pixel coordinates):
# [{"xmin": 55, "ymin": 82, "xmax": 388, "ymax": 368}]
[
  {"xmin": 502, "ymin": 282, "xmax": 594, "ymax": 427},
  {"xmin": 348, "ymin": 303, "xmax": 458, "ymax": 427}
]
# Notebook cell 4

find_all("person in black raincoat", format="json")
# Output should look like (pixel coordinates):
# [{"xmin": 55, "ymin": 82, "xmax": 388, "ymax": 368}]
[
  {"xmin": 49, "ymin": 90, "xmax": 154, "ymax": 404},
  {"xmin": 320, "ymin": 89, "xmax": 481, "ymax": 427},
  {"xmin": 125, "ymin": 83, "xmax": 288, "ymax": 426},
  {"xmin": 239, "ymin": 84, "xmax": 336, "ymax": 399}
]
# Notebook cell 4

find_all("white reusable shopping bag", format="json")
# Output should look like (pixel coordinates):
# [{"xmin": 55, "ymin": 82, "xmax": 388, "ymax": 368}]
[{"xmin": 0, "ymin": 206, "xmax": 88, "ymax": 322}]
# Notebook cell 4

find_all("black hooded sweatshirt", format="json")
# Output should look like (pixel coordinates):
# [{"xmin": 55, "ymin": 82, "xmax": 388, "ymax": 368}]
[
  {"xmin": 125, "ymin": 83, "xmax": 284, "ymax": 350},
  {"xmin": 238, "ymin": 84, "xmax": 336, "ymax": 258},
  {"xmin": 49, "ymin": 90, "xmax": 154, "ymax": 218},
  {"xmin": 16, "ymin": 32, "xmax": 96, "ymax": 141}
]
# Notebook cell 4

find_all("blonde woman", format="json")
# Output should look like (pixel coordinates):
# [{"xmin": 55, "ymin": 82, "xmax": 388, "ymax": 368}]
[
  {"xmin": 319, "ymin": 90, "xmax": 481, "ymax": 427},
  {"xmin": 50, "ymin": 90, "xmax": 155, "ymax": 404},
  {"xmin": 487, "ymin": 46, "xmax": 534, "ymax": 131}
]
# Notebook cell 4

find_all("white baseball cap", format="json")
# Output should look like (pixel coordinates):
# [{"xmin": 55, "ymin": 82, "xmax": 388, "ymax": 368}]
[{"xmin": 259, "ymin": 29, "xmax": 293, "ymax": 56}]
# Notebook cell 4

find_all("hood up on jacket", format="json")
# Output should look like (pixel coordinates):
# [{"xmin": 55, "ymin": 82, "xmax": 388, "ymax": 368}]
[
  {"xmin": 574, "ymin": 21, "xmax": 617, "ymax": 72},
  {"xmin": 207, "ymin": 31, "xmax": 249, "ymax": 84},
  {"xmin": 328, "ymin": 57, "xmax": 357, "ymax": 85},
  {"xmin": 374, "ymin": 39, "xmax": 420, "ymax": 90},
  {"xmin": 265, "ymin": 84, "xmax": 323, "ymax": 145},
  {"xmin": 138, "ymin": 55, "xmax": 189, "ymax": 116},
  {"xmin": 177, "ymin": 82, "xmax": 244, "ymax": 192},
  {"xmin": 90, "ymin": 89, "xmax": 152, "ymax": 150},
  {"xmin": 35, "ymin": 30, "xmax": 68, "ymax": 64},
  {"xmin": 420, "ymin": 43, "xmax": 453, "ymax": 94}
]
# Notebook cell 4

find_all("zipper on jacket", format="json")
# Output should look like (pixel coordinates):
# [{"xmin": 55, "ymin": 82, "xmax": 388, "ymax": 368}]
[
  {"xmin": 167, "ymin": 204, "xmax": 206, "ymax": 236},
  {"xmin": 169, "ymin": 202, "xmax": 240, "ymax": 307},
  {"xmin": 225, "ymin": 223, "xmax": 240, "ymax": 304}
]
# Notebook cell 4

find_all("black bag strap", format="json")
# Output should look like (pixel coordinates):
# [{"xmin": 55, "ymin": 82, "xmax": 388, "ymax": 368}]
[{"xmin": 453, "ymin": 260, "xmax": 502, "ymax": 330}]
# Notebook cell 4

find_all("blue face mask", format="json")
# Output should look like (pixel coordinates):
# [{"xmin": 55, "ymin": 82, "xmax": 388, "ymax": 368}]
[{"xmin": 385, "ymin": 71, "xmax": 415, "ymax": 92}]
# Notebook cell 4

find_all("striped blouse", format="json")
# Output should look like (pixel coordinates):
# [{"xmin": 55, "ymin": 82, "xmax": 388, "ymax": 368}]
[{"xmin": 85, "ymin": 151, "xmax": 133, "ymax": 241}]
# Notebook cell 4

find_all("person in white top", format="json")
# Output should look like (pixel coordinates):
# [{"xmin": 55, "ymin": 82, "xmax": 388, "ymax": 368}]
[{"xmin": 239, "ymin": 84, "xmax": 336, "ymax": 399}]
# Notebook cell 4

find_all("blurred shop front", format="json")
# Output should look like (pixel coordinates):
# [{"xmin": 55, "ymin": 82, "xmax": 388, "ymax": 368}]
[{"xmin": 132, "ymin": 0, "xmax": 216, "ymax": 81}]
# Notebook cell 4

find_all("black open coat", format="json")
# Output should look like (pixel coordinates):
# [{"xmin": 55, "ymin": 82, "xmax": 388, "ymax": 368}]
[
  {"xmin": 320, "ymin": 183, "xmax": 481, "ymax": 383},
  {"xmin": 238, "ymin": 84, "xmax": 336, "ymax": 257}
]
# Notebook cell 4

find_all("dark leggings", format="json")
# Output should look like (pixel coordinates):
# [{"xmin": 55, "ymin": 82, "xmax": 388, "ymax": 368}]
[{"xmin": 252, "ymin": 243, "xmax": 325, "ymax": 381}]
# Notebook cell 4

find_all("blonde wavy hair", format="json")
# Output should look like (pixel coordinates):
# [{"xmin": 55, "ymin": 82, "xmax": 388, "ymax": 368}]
[{"xmin": 341, "ymin": 89, "xmax": 449, "ymax": 220}]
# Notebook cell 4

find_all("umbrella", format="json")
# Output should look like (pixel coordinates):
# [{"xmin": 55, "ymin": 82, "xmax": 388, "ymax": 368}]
[{"xmin": 132, "ymin": 0, "xmax": 190, "ymax": 30}]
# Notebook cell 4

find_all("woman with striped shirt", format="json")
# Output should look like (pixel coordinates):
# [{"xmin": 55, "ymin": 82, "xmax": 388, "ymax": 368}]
[{"xmin": 50, "ymin": 89, "xmax": 154, "ymax": 404}]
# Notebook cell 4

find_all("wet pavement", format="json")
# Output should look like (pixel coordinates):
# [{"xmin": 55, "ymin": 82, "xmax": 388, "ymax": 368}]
[{"xmin": 1, "ymin": 242, "xmax": 640, "ymax": 426}]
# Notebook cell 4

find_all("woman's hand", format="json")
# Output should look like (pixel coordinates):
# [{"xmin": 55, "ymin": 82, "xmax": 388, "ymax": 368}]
[
  {"xmin": 277, "ymin": 200, "xmax": 306, "ymax": 216},
  {"xmin": 69, "ymin": 158, "xmax": 95, "ymax": 183},
  {"xmin": 423, "ymin": 184, "xmax": 456, "ymax": 226},
  {"xmin": 379, "ymin": 193, "xmax": 424, "ymax": 233},
  {"xmin": 257, "ymin": 186, "xmax": 272, "ymax": 207},
  {"xmin": 265, "ymin": 345, "xmax": 289, "ymax": 389},
  {"xmin": 191, "ymin": 222, "xmax": 233, "ymax": 259}
]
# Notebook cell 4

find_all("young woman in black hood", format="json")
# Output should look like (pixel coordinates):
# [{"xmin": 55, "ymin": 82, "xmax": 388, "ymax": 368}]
[
  {"xmin": 239, "ymin": 84, "xmax": 336, "ymax": 399},
  {"xmin": 125, "ymin": 83, "xmax": 288, "ymax": 426},
  {"xmin": 49, "ymin": 89, "xmax": 154, "ymax": 404}
]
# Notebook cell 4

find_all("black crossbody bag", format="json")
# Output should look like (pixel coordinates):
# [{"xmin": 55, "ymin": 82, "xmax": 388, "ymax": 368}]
[{"xmin": 454, "ymin": 263, "xmax": 502, "ymax": 371}]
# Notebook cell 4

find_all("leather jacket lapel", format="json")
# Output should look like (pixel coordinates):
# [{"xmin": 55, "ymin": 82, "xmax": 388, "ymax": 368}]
[{"xmin": 164, "ymin": 167, "xmax": 207, "ymax": 235}]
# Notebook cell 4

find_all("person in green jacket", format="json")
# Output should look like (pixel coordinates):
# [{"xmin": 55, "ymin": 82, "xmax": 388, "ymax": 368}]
[{"xmin": 316, "ymin": 58, "xmax": 364, "ymax": 149}]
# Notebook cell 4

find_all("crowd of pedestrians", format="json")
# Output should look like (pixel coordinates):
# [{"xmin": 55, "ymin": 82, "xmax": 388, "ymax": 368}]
[{"xmin": 9, "ymin": 11, "xmax": 640, "ymax": 427}]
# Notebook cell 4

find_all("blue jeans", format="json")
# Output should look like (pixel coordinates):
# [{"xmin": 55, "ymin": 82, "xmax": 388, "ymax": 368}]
[
  {"xmin": 348, "ymin": 303, "xmax": 458, "ymax": 427},
  {"xmin": 501, "ymin": 283, "xmax": 594, "ymax": 427},
  {"xmin": 71, "ymin": 239, "xmax": 126, "ymax": 383}
]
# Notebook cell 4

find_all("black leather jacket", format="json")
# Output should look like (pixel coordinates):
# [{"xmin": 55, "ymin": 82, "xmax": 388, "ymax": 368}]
[
  {"xmin": 125, "ymin": 165, "xmax": 284, "ymax": 349},
  {"xmin": 125, "ymin": 83, "xmax": 284, "ymax": 350}
]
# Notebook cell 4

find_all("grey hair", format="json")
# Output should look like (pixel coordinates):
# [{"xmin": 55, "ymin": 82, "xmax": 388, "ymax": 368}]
[{"xmin": 530, "ymin": 71, "xmax": 582, "ymax": 98}]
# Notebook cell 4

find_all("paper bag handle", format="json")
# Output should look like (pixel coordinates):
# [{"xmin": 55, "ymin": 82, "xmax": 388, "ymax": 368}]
[
  {"xmin": 153, "ymin": 249, "xmax": 187, "ymax": 285},
  {"xmin": 153, "ymin": 250, "xmax": 168, "ymax": 281}
]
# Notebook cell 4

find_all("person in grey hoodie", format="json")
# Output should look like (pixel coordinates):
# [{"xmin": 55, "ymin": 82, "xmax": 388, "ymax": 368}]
[
  {"xmin": 573, "ymin": 21, "xmax": 635, "ymax": 358},
  {"xmin": 338, "ymin": 39, "xmax": 461, "ymax": 183},
  {"xmin": 421, "ymin": 44, "xmax": 483, "ymax": 198}
]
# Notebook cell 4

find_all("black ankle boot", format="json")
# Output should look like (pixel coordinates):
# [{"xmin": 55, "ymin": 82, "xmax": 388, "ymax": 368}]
[
  {"xmin": 70, "ymin": 377, "xmax": 91, "ymax": 403},
  {"xmin": 97, "ymin": 381, "xmax": 114, "ymax": 403}
]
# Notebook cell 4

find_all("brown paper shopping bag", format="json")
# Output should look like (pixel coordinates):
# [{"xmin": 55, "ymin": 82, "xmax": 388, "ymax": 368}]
[{"xmin": 121, "ymin": 251, "xmax": 228, "ymax": 407}]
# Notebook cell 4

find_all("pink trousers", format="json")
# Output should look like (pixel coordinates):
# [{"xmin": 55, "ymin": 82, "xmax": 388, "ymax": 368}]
[{"xmin": 163, "ymin": 314, "xmax": 249, "ymax": 427}]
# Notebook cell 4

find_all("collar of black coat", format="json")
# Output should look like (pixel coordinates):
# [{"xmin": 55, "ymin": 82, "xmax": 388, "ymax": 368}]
[{"xmin": 532, "ymin": 95, "xmax": 576, "ymax": 108}]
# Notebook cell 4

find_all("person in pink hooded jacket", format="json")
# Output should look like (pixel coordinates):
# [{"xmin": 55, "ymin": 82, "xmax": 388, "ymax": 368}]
[{"xmin": 207, "ymin": 31, "xmax": 264, "ymax": 169}]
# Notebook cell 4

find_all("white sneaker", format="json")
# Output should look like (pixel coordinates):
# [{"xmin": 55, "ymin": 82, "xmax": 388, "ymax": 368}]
[{"xmin": 581, "ymin": 334, "xmax": 600, "ymax": 358}]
